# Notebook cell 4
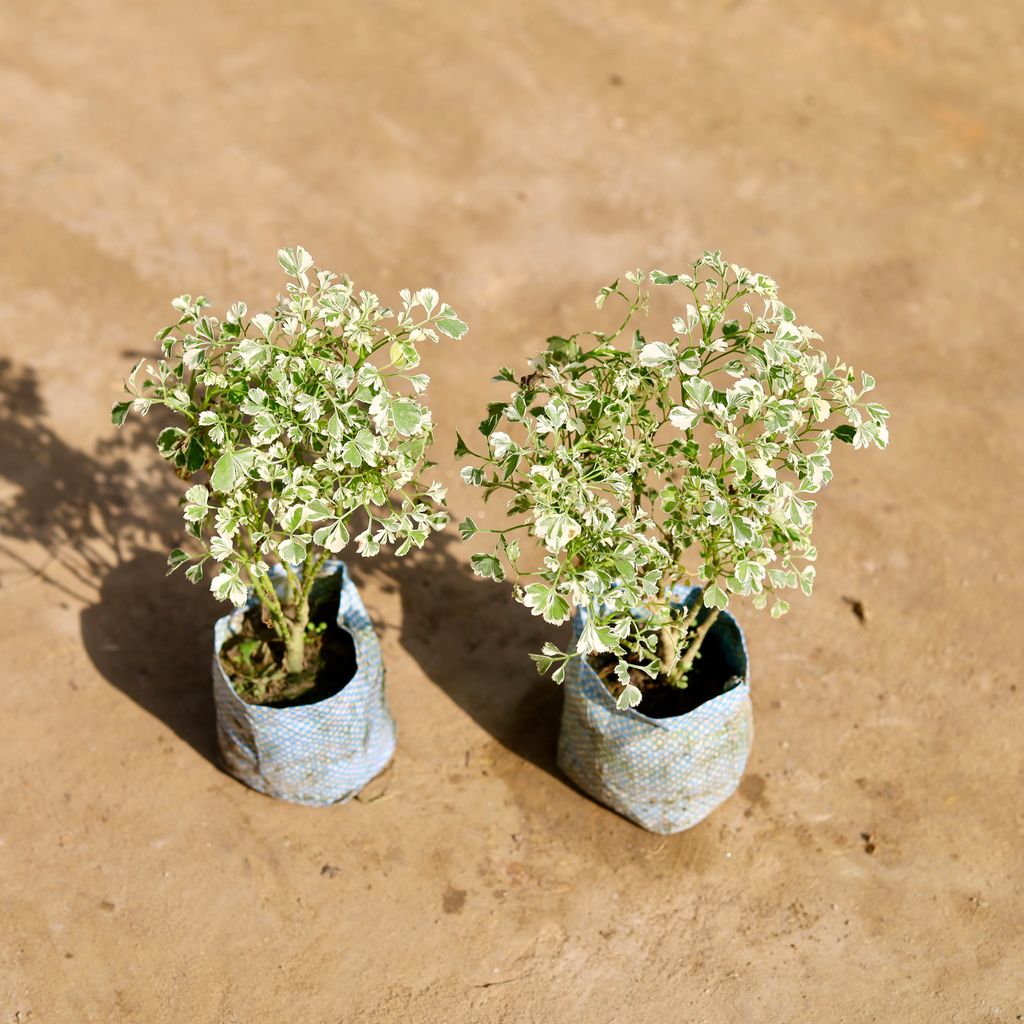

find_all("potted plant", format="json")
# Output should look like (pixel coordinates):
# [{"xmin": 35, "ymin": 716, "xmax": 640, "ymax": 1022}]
[
  {"xmin": 112, "ymin": 246, "xmax": 467, "ymax": 805},
  {"xmin": 456, "ymin": 252, "xmax": 889, "ymax": 833}
]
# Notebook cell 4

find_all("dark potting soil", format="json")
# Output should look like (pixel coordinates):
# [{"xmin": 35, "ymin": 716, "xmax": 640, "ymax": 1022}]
[
  {"xmin": 591, "ymin": 617, "xmax": 742, "ymax": 720},
  {"xmin": 220, "ymin": 573, "xmax": 357, "ymax": 708}
]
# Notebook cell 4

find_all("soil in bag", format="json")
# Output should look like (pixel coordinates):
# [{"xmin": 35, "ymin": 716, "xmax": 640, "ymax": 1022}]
[
  {"xmin": 591, "ymin": 614, "xmax": 742, "ymax": 720},
  {"xmin": 220, "ymin": 573, "xmax": 357, "ymax": 708}
]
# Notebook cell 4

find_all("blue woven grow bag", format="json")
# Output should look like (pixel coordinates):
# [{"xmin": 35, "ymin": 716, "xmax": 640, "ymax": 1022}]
[
  {"xmin": 212, "ymin": 560, "xmax": 395, "ymax": 806},
  {"xmin": 557, "ymin": 587, "xmax": 752, "ymax": 834}
]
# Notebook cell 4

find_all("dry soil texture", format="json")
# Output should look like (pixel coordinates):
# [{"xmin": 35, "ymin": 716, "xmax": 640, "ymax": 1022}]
[{"xmin": 1, "ymin": 2, "xmax": 1022, "ymax": 1022}]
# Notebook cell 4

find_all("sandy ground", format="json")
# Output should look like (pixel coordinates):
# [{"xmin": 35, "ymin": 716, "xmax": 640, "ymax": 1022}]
[{"xmin": 1, "ymin": 1, "xmax": 1022, "ymax": 1021}]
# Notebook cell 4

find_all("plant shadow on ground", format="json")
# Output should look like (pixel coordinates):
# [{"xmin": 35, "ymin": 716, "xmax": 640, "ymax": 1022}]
[
  {"xmin": 352, "ymin": 532, "xmax": 571, "ymax": 780},
  {"xmin": 0, "ymin": 356, "xmax": 573, "ymax": 780},
  {"xmin": 0, "ymin": 357, "xmax": 220, "ymax": 762}
]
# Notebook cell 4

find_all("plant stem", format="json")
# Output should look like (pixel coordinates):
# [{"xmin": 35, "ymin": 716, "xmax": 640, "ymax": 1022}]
[
  {"xmin": 250, "ymin": 572, "xmax": 290, "ymax": 644},
  {"xmin": 282, "ymin": 561, "xmax": 302, "ymax": 608},
  {"xmin": 284, "ymin": 607, "xmax": 309, "ymax": 675},
  {"xmin": 283, "ymin": 550, "xmax": 331, "ymax": 676},
  {"xmin": 670, "ymin": 608, "xmax": 721, "ymax": 686},
  {"xmin": 299, "ymin": 550, "xmax": 331, "ymax": 610},
  {"xmin": 658, "ymin": 597, "xmax": 702, "ymax": 680}
]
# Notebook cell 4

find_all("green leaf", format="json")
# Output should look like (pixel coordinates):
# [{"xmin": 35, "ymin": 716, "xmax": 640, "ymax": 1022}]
[
  {"xmin": 639, "ymin": 341, "xmax": 676, "ymax": 369},
  {"xmin": 798, "ymin": 567, "xmax": 815, "ymax": 597},
  {"xmin": 212, "ymin": 569, "xmax": 248, "ymax": 607},
  {"xmin": 209, "ymin": 450, "xmax": 252, "ymax": 492},
  {"xmin": 683, "ymin": 378, "xmax": 712, "ymax": 407},
  {"xmin": 669, "ymin": 406, "xmax": 698, "ymax": 431},
  {"xmin": 391, "ymin": 399, "xmax": 424, "ymax": 436},
  {"xmin": 458, "ymin": 517, "xmax": 478, "ymax": 540},
  {"xmin": 281, "ymin": 505, "xmax": 304, "ymax": 533},
  {"xmin": 731, "ymin": 518, "xmax": 755, "ymax": 547},
  {"xmin": 277, "ymin": 245, "xmax": 313, "ymax": 278},
  {"xmin": 184, "ymin": 435, "xmax": 206, "ymax": 474},
  {"xmin": 522, "ymin": 582, "xmax": 570, "ymax": 624},
  {"xmin": 535, "ymin": 512, "xmax": 581, "ymax": 553},
  {"xmin": 454, "ymin": 432, "xmax": 471, "ymax": 458},
  {"xmin": 416, "ymin": 288, "xmax": 440, "ymax": 314},
  {"xmin": 595, "ymin": 279, "xmax": 619, "ymax": 309},
  {"xmin": 478, "ymin": 402, "xmax": 506, "ymax": 437},
  {"xmin": 183, "ymin": 484, "xmax": 211, "ymax": 523},
  {"xmin": 304, "ymin": 498, "xmax": 334, "ymax": 521},
  {"xmin": 166, "ymin": 549, "xmax": 190, "ymax": 575},
  {"xmin": 470, "ymin": 553, "xmax": 505, "ymax": 582},
  {"xmin": 209, "ymin": 535, "xmax": 234, "ymax": 561},
  {"xmin": 278, "ymin": 538, "xmax": 307, "ymax": 565},
  {"xmin": 344, "ymin": 428, "xmax": 377, "ymax": 468},
  {"xmin": 678, "ymin": 348, "xmax": 702, "ymax": 375},
  {"xmin": 313, "ymin": 520, "xmax": 350, "ymax": 553},
  {"xmin": 111, "ymin": 401, "xmax": 131, "ymax": 427},
  {"xmin": 546, "ymin": 335, "xmax": 573, "ymax": 361},
  {"xmin": 157, "ymin": 427, "xmax": 186, "ymax": 459},
  {"xmin": 437, "ymin": 316, "xmax": 469, "ymax": 340},
  {"xmin": 184, "ymin": 563, "xmax": 204, "ymax": 585},
  {"xmin": 328, "ymin": 520, "xmax": 351, "ymax": 552},
  {"xmin": 615, "ymin": 683, "xmax": 643, "ymax": 710},
  {"xmin": 703, "ymin": 583, "xmax": 729, "ymax": 610},
  {"xmin": 529, "ymin": 651, "xmax": 555, "ymax": 674},
  {"xmin": 833, "ymin": 424, "xmax": 856, "ymax": 444},
  {"xmin": 650, "ymin": 270, "xmax": 680, "ymax": 285},
  {"xmin": 389, "ymin": 339, "xmax": 418, "ymax": 369},
  {"xmin": 501, "ymin": 452, "xmax": 521, "ymax": 480},
  {"xmin": 342, "ymin": 439, "xmax": 364, "ymax": 468}
]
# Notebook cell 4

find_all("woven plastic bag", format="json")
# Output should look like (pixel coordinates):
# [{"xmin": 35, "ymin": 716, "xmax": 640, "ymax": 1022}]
[
  {"xmin": 212, "ymin": 560, "xmax": 395, "ymax": 806},
  {"xmin": 557, "ymin": 587, "xmax": 752, "ymax": 834}
]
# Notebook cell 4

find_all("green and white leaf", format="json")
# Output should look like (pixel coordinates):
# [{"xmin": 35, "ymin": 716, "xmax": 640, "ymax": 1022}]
[
  {"xmin": 451, "ymin": 252, "xmax": 888, "ymax": 698},
  {"xmin": 112, "ymin": 247, "xmax": 466, "ymax": 626}
]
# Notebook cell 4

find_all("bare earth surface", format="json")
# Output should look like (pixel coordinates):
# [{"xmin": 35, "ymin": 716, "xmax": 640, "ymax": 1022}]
[{"xmin": 1, "ymin": 2, "xmax": 1022, "ymax": 1021}]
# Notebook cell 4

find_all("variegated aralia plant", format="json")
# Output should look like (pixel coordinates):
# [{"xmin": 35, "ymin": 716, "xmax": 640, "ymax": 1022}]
[
  {"xmin": 456, "ymin": 252, "xmax": 888, "ymax": 710},
  {"xmin": 113, "ymin": 246, "xmax": 467, "ymax": 680}
]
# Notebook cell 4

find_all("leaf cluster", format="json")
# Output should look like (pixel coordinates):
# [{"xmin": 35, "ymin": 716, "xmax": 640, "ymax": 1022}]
[
  {"xmin": 114, "ymin": 246, "xmax": 467, "ymax": 639},
  {"xmin": 457, "ymin": 252, "xmax": 889, "ymax": 705}
]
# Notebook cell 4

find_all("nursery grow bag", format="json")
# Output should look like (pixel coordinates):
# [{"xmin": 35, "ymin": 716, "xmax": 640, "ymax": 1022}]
[
  {"xmin": 557, "ymin": 587, "xmax": 752, "ymax": 835},
  {"xmin": 212, "ymin": 560, "xmax": 395, "ymax": 806}
]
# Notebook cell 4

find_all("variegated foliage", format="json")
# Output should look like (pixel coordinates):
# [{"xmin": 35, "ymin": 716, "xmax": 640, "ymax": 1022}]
[
  {"xmin": 114, "ymin": 246, "xmax": 466, "ymax": 672},
  {"xmin": 457, "ymin": 252, "xmax": 888, "ymax": 708}
]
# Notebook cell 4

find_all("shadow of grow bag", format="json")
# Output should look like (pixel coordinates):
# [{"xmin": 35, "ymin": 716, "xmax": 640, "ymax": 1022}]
[
  {"xmin": 557, "ymin": 587, "xmax": 752, "ymax": 835},
  {"xmin": 212, "ymin": 560, "xmax": 396, "ymax": 806}
]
